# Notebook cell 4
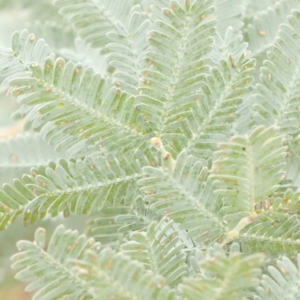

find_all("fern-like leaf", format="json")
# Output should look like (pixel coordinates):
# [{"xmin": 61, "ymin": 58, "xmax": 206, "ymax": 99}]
[
  {"xmin": 135, "ymin": 0, "xmax": 216, "ymax": 154},
  {"xmin": 0, "ymin": 30, "xmax": 150, "ymax": 157},
  {"xmin": 209, "ymin": 26, "xmax": 249, "ymax": 67},
  {"xmin": 0, "ymin": 153, "xmax": 146, "ymax": 230},
  {"xmin": 240, "ymin": 213, "xmax": 300, "ymax": 258},
  {"xmin": 244, "ymin": 0, "xmax": 299, "ymax": 60},
  {"xmin": 251, "ymin": 9, "xmax": 300, "ymax": 151},
  {"xmin": 0, "ymin": 178, "xmax": 36, "ymax": 231},
  {"xmin": 11, "ymin": 225, "xmax": 176, "ymax": 299},
  {"xmin": 182, "ymin": 49, "xmax": 255, "ymax": 158},
  {"xmin": 11, "ymin": 225, "xmax": 101, "ymax": 299},
  {"xmin": 179, "ymin": 242, "xmax": 264, "ymax": 300},
  {"xmin": 106, "ymin": 11, "xmax": 151, "ymax": 95},
  {"xmin": 0, "ymin": 30, "xmax": 50, "ymax": 81},
  {"xmin": 256, "ymin": 254, "xmax": 300, "ymax": 300},
  {"xmin": 138, "ymin": 148, "xmax": 226, "ymax": 245},
  {"xmin": 72, "ymin": 249, "xmax": 177, "ymax": 300},
  {"xmin": 121, "ymin": 218, "xmax": 188, "ymax": 286},
  {"xmin": 88, "ymin": 195, "xmax": 158, "ymax": 245},
  {"xmin": 210, "ymin": 126, "xmax": 287, "ymax": 223},
  {"xmin": 28, "ymin": 152, "xmax": 144, "ymax": 213},
  {"xmin": 86, "ymin": 206, "xmax": 132, "ymax": 245},
  {"xmin": 53, "ymin": 0, "xmax": 137, "ymax": 51}
]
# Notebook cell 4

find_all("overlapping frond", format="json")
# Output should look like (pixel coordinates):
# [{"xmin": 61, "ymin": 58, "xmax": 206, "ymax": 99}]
[
  {"xmin": 0, "ymin": 153, "xmax": 146, "ymax": 230},
  {"xmin": 210, "ymin": 126, "xmax": 287, "ymax": 222},
  {"xmin": 182, "ymin": 50, "xmax": 255, "ymax": 159},
  {"xmin": 271, "ymin": 188, "xmax": 300, "ymax": 215},
  {"xmin": 11, "ymin": 225, "xmax": 101, "ymax": 300},
  {"xmin": 0, "ymin": 30, "xmax": 50, "ymax": 81},
  {"xmin": 40, "ymin": 153, "xmax": 144, "ymax": 210},
  {"xmin": 135, "ymin": 0, "xmax": 216, "ymax": 154},
  {"xmin": 74, "ymin": 248, "xmax": 177, "ymax": 300},
  {"xmin": 243, "ymin": 0, "xmax": 299, "ymax": 60},
  {"xmin": 11, "ymin": 225, "xmax": 177, "ymax": 300},
  {"xmin": 0, "ymin": 133, "xmax": 66, "ymax": 185},
  {"xmin": 53, "ymin": 0, "xmax": 137, "ymax": 51},
  {"xmin": 107, "ymin": 11, "xmax": 151, "ymax": 95},
  {"xmin": 209, "ymin": 26, "xmax": 249, "ymax": 67},
  {"xmin": 72, "ymin": 248, "xmax": 177, "ymax": 300},
  {"xmin": 0, "ymin": 30, "xmax": 150, "ymax": 157},
  {"xmin": 234, "ymin": 161, "xmax": 300, "ymax": 258},
  {"xmin": 86, "ymin": 206, "xmax": 132, "ymax": 245},
  {"xmin": 256, "ymin": 254, "xmax": 300, "ymax": 300},
  {"xmin": 115, "ymin": 196, "xmax": 157, "ymax": 234},
  {"xmin": 215, "ymin": 0, "xmax": 244, "ymax": 37},
  {"xmin": 138, "ymin": 148, "xmax": 226, "ymax": 245},
  {"xmin": 179, "ymin": 242, "xmax": 264, "ymax": 300},
  {"xmin": 251, "ymin": 9, "xmax": 300, "ymax": 148},
  {"xmin": 122, "ymin": 218, "xmax": 188, "ymax": 286},
  {"xmin": 87, "ymin": 195, "xmax": 157, "ymax": 245},
  {"xmin": 240, "ymin": 213, "xmax": 300, "ymax": 258},
  {"xmin": 3, "ymin": 1, "xmax": 300, "ymax": 299},
  {"xmin": 0, "ymin": 175, "xmax": 40, "ymax": 230}
]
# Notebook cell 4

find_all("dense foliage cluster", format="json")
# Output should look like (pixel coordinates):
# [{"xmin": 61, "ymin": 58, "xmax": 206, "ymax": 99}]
[{"xmin": 1, "ymin": 0, "xmax": 300, "ymax": 299}]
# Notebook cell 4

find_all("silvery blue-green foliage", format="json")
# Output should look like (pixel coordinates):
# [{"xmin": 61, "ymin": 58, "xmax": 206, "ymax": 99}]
[
  {"xmin": 255, "ymin": 254, "xmax": 300, "ymax": 300},
  {"xmin": 180, "ymin": 243, "xmax": 264, "ymax": 299},
  {"xmin": 11, "ymin": 225, "xmax": 177, "ymax": 300},
  {"xmin": 2, "ymin": 0, "xmax": 300, "ymax": 299}
]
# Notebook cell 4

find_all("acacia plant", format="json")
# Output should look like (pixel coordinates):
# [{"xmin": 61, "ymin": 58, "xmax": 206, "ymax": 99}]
[{"xmin": 1, "ymin": 0, "xmax": 300, "ymax": 299}]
